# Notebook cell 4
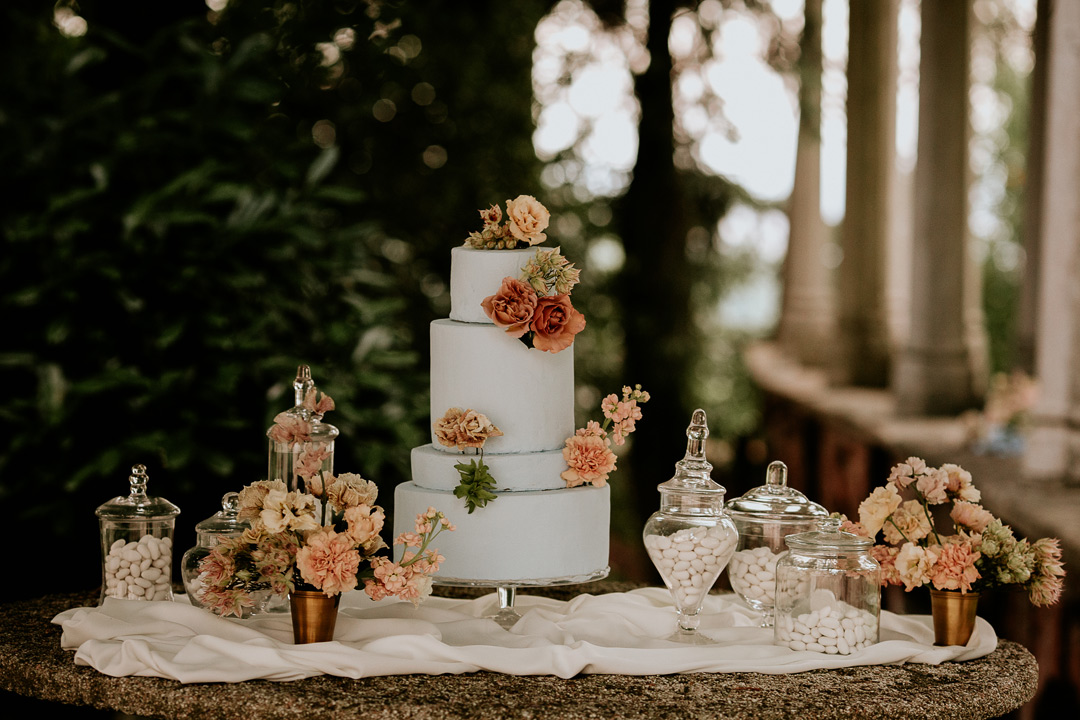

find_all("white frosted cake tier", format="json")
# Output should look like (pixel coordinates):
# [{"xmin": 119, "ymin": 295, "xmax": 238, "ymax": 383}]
[
  {"xmin": 449, "ymin": 246, "xmax": 536, "ymax": 324},
  {"xmin": 429, "ymin": 319, "xmax": 574, "ymax": 454},
  {"xmin": 394, "ymin": 481, "xmax": 610, "ymax": 584},
  {"xmin": 412, "ymin": 444, "xmax": 567, "ymax": 492}
]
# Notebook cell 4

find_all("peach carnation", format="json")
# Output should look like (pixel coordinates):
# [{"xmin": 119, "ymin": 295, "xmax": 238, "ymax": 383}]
[
  {"xmin": 344, "ymin": 503, "xmax": 386, "ymax": 553},
  {"xmin": 481, "ymin": 277, "xmax": 538, "ymax": 338},
  {"xmin": 887, "ymin": 457, "xmax": 929, "ymax": 489},
  {"xmin": 433, "ymin": 407, "xmax": 503, "ymax": 451},
  {"xmin": 561, "ymin": 433, "xmax": 618, "ymax": 487},
  {"xmin": 531, "ymin": 294, "xmax": 586, "ymax": 354},
  {"xmin": 950, "ymin": 500, "xmax": 995, "ymax": 533},
  {"xmin": 296, "ymin": 528, "xmax": 362, "ymax": 596},
  {"xmin": 505, "ymin": 194, "xmax": 550, "ymax": 246},
  {"xmin": 870, "ymin": 544, "xmax": 902, "ymax": 587},
  {"xmin": 929, "ymin": 540, "xmax": 981, "ymax": 592}
]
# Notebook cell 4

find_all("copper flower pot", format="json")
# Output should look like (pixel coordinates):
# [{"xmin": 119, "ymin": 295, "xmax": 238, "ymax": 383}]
[
  {"xmin": 929, "ymin": 589, "xmax": 979, "ymax": 646},
  {"xmin": 289, "ymin": 590, "xmax": 341, "ymax": 644}
]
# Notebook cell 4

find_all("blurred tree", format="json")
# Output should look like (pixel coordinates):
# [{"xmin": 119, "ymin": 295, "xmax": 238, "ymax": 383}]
[{"xmin": 0, "ymin": 0, "xmax": 546, "ymax": 600}]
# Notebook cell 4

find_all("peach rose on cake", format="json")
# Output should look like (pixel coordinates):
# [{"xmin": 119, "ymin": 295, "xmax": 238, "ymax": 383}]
[
  {"xmin": 530, "ymin": 294, "xmax": 586, "ymax": 353},
  {"xmin": 481, "ymin": 277, "xmax": 538, "ymax": 338},
  {"xmin": 505, "ymin": 194, "xmax": 550, "ymax": 246}
]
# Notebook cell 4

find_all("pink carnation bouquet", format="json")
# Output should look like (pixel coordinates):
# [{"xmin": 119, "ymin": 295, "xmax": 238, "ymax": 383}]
[
  {"xmin": 195, "ymin": 471, "xmax": 454, "ymax": 617},
  {"xmin": 842, "ymin": 457, "xmax": 1064, "ymax": 607},
  {"xmin": 561, "ymin": 385, "xmax": 650, "ymax": 488}
]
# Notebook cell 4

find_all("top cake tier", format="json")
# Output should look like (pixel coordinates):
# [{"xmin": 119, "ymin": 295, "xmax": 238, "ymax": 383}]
[{"xmin": 449, "ymin": 246, "xmax": 537, "ymax": 324}]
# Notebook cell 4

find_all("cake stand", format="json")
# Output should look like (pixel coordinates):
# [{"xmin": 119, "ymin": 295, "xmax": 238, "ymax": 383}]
[{"xmin": 433, "ymin": 567, "xmax": 610, "ymax": 629}]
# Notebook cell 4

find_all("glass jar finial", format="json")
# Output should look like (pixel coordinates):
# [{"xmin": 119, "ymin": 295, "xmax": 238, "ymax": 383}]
[{"xmin": 129, "ymin": 464, "xmax": 149, "ymax": 499}]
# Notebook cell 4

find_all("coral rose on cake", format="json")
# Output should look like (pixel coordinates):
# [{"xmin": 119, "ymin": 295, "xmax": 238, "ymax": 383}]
[
  {"xmin": 481, "ymin": 277, "xmax": 538, "ymax": 339},
  {"xmin": 505, "ymin": 194, "xmax": 550, "ymax": 246},
  {"xmin": 530, "ymin": 294, "xmax": 586, "ymax": 353}
]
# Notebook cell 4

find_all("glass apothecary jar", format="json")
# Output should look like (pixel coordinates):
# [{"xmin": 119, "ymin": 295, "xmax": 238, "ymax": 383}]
[
  {"xmin": 180, "ymin": 492, "xmax": 268, "ymax": 613},
  {"xmin": 643, "ymin": 409, "xmax": 738, "ymax": 643},
  {"xmin": 95, "ymin": 464, "xmax": 180, "ymax": 605},
  {"xmin": 726, "ymin": 460, "xmax": 828, "ymax": 627},
  {"xmin": 774, "ymin": 517, "xmax": 880, "ymax": 655},
  {"xmin": 267, "ymin": 364, "xmax": 338, "ymax": 492}
]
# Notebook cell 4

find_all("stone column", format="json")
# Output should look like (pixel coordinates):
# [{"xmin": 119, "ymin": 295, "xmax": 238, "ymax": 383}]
[
  {"xmin": 892, "ymin": 0, "xmax": 988, "ymax": 416},
  {"xmin": 777, "ymin": 0, "xmax": 835, "ymax": 367},
  {"xmin": 832, "ymin": 0, "xmax": 898, "ymax": 387},
  {"xmin": 1016, "ymin": 0, "xmax": 1050, "ymax": 376},
  {"xmin": 1023, "ymin": 0, "xmax": 1080, "ymax": 482}
]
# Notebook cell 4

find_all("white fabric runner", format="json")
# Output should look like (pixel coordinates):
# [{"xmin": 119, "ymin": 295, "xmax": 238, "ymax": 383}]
[{"xmin": 52, "ymin": 588, "xmax": 996, "ymax": 683}]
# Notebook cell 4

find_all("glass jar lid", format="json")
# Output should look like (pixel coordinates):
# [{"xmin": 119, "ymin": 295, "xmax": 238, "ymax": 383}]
[
  {"xmin": 194, "ymin": 492, "xmax": 247, "ymax": 535},
  {"xmin": 785, "ymin": 517, "xmax": 873, "ymax": 552},
  {"xmin": 95, "ymin": 464, "xmax": 181, "ymax": 520},
  {"xmin": 726, "ymin": 460, "xmax": 828, "ymax": 519},
  {"xmin": 657, "ymin": 409, "xmax": 727, "ymax": 515}
]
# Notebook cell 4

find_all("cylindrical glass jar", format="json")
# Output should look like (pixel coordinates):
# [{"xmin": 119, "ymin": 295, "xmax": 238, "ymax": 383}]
[
  {"xmin": 725, "ymin": 460, "xmax": 828, "ymax": 627},
  {"xmin": 95, "ymin": 464, "xmax": 181, "ymax": 605},
  {"xmin": 774, "ymin": 517, "xmax": 880, "ymax": 655},
  {"xmin": 180, "ymin": 492, "xmax": 264, "ymax": 612},
  {"xmin": 643, "ymin": 409, "xmax": 738, "ymax": 642}
]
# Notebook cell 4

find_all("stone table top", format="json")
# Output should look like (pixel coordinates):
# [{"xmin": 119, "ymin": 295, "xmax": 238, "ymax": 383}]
[{"xmin": 1, "ymin": 583, "xmax": 1038, "ymax": 720}]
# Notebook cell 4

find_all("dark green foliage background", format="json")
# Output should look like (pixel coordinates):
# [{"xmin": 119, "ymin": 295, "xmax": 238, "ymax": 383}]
[{"xmin": 0, "ymin": 0, "xmax": 549, "ymax": 600}]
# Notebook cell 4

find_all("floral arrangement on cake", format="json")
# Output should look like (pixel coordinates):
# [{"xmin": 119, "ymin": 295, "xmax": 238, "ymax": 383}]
[
  {"xmin": 562, "ymin": 385, "xmax": 650, "ymax": 487},
  {"xmin": 465, "ymin": 194, "xmax": 550, "ymax": 249},
  {"xmin": 481, "ymin": 245, "xmax": 585, "ymax": 354},
  {"xmin": 840, "ymin": 457, "xmax": 1065, "ymax": 606},
  {"xmin": 434, "ymin": 407, "xmax": 503, "ymax": 514}
]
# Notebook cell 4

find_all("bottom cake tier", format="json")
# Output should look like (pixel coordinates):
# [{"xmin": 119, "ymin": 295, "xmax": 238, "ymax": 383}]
[{"xmin": 393, "ymin": 481, "xmax": 610, "ymax": 585}]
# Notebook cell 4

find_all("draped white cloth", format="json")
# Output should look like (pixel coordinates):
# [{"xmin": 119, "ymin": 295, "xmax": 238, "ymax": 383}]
[{"xmin": 52, "ymin": 588, "xmax": 996, "ymax": 683}]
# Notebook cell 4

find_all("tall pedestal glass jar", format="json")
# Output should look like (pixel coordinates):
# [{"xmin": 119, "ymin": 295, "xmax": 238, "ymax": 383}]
[
  {"xmin": 726, "ymin": 460, "xmax": 828, "ymax": 627},
  {"xmin": 774, "ymin": 518, "xmax": 881, "ymax": 655},
  {"xmin": 95, "ymin": 464, "xmax": 181, "ymax": 605},
  {"xmin": 643, "ymin": 409, "xmax": 738, "ymax": 643},
  {"xmin": 267, "ymin": 364, "xmax": 338, "ymax": 491}
]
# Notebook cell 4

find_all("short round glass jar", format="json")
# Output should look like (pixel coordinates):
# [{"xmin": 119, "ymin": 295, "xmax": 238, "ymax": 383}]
[
  {"xmin": 180, "ymin": 492, "xmax": 268, "ymax": 614},
  {"xmin": 774, "ymin": 517, "xmax": 880, "ymax": 655},
  {"xmin": 643, "ymin": 409, "xmax": 738, "ymax": 643},
  {"xmin": 725, "ymin": 460, "xmax": 828, "ymax": 627},
  {"xmin": 95, "ymin": 464, "xmax": 181, "ymax": 605}
]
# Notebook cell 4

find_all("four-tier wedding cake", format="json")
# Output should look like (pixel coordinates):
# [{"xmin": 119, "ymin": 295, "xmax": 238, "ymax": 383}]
[{"xmin": 393, "ymin": 196, "xmax": 611, "ymax": 585}]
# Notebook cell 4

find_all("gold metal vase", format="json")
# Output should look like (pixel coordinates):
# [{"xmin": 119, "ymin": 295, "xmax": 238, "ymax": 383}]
[
  {"xmin": 289, "ymin": 590, "xmax": 341, "ymax": 644},
  {"xmin": 929, "ymin": 589, "xmax": 979, "ymax": 646}
]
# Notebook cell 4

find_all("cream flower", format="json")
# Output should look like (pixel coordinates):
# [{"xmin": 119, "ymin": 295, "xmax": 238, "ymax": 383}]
[
  {"xmin": 895, "ymin": 542, "xmax": 941, "ymax": 591},
  {"xmin": 915, "ymin": 467, "xmax": 950, "ymax": 505},
  {"xmin": 940, "ymin": 463, "xmax": 981, "ymax": 503},
  {"xmin": 505, "ymin": 194, "xmax": 550, "ymax": 246},
  {"xmin": 344, "ymin": 504, "xmax": 387, "ymax": 554},
  {"xmin": 857, "ymin": 484, "xmax": 902, "ymax": 539},
  {"xmin": 882, "ymin": 500, "xmax": 932, "ymax": 545},
  {"xmin": 259, "ymin": 488, "xmax": 318, "ymax": 534}
]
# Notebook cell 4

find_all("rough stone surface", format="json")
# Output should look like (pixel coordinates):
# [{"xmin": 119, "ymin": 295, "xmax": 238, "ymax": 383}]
[{"xmin": 0, "ymin": 584, "xmax": 1038, "ymax": 720}]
